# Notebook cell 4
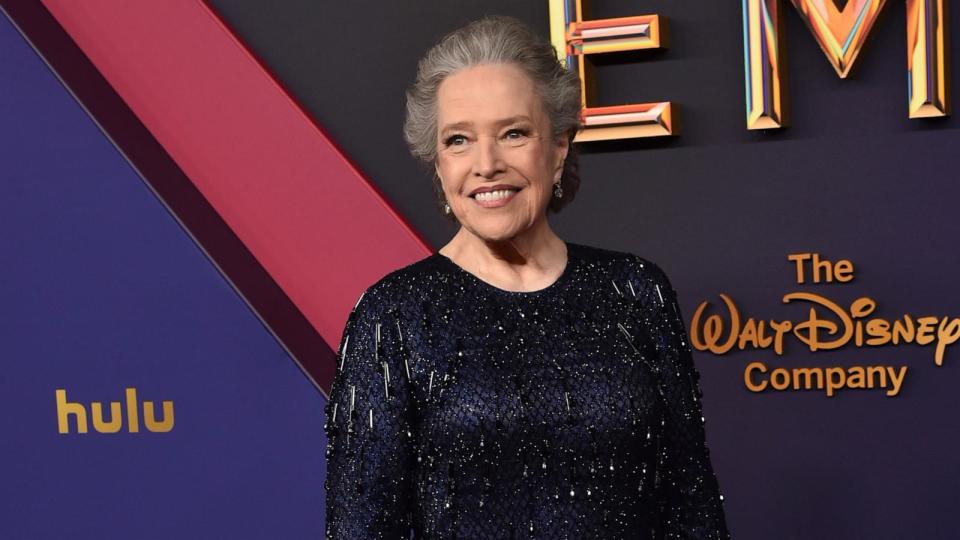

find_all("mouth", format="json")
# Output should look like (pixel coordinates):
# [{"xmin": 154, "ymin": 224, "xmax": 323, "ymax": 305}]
[{"xmin": 470, "ymin": 188, "xmax": 521, "ymax": 208}]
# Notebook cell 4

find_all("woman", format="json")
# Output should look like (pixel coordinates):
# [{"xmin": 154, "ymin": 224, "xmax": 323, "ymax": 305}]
[{"xmin": 324, "ymin": 15, "xmax": 730, "ymax": 539}]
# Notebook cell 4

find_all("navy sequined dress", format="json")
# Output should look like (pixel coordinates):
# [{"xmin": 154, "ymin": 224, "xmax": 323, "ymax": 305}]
[{"xmin": 324, "ymin": 241, "xmax": 730, "ymax": 539}]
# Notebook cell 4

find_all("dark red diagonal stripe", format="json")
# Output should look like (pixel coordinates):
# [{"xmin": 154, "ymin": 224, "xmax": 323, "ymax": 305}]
[{"xmin": 34, "ymin": 0, "xmax": 432, "ymax": 394}]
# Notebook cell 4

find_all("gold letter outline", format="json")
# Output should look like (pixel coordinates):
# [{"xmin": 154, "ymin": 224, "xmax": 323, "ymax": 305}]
[
  {"xmin": 549, "ymin": 0, "xmax": 675, "ymax": 141},
  {"xmin": 742, "ymin": 0, "xmax": 950, "ymax": 129}
]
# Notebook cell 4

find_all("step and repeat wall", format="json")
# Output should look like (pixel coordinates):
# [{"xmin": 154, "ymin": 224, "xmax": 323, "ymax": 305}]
[{"xmin": 3, "ymin": 1, "xmax": 958, "ymax": 538}]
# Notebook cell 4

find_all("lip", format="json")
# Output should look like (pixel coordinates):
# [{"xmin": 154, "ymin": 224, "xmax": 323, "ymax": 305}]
[
  {"xmin": 472, "ymin": 188, "xmax": 519, "ymax": 208},
  {"xmin": 468, "ymin": 184, "xmax": 522, "ymax": 197}
]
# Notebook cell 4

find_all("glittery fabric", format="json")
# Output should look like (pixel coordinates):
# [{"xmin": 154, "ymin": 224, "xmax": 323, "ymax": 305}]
[{"xmin": 324, "ymin": 241, "xmax": 730, "ymax": 539}]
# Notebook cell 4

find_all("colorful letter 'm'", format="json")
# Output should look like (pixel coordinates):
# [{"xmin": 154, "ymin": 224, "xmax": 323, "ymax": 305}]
[{"xmin": 743, "ymin": 0, "xmax": 950, "ymax": 129}]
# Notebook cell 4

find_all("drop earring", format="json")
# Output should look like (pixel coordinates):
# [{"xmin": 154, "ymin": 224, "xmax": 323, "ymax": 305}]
[
  {"xmin": 553, "ymin": 181, "xmax": 563, "ymax": 199},
  {"xmin": 437, "ymin": 172, "xmax": 451, "ymax": 215}
]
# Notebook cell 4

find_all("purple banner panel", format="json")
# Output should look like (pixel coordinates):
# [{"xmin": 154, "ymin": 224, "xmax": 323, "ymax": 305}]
[{"xmin": 0, "ymin": 12, "xmax": 326, "ymax": 539}]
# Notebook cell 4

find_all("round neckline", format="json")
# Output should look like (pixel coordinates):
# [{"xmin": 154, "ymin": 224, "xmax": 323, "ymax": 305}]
[{"xmin": 434, "ymin": 240, "xmax": 575, "ymax": 296}]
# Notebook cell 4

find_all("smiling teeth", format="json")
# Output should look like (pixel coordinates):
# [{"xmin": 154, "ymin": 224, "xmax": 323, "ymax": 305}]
[{"xmin": 474, "ymin": 189, "xmax": 517, "ymax": 201}]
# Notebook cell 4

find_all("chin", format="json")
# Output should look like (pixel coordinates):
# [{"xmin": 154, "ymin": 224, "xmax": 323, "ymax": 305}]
[
  {"xmin": 468, "ymin": 222, "xmax": 528, "ymax": 243},
  {"xmin": 470, "ymin": 229, "xmax": 512, "ymax": 243}
]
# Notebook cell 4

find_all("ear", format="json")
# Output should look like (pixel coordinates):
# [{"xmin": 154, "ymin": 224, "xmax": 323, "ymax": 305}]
[{"xmin": 553, "ymin": 132, "xmax": 570, "ymax": 180}]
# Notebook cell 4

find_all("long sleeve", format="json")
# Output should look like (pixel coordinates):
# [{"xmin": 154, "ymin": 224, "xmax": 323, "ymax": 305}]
[
  {"xmin": 323, "ymin": 284, "xmax": 417, "ymax": 539},
  {"xmin": 635, "ymin": 259, "xmax": 730, "ymax": 539}
]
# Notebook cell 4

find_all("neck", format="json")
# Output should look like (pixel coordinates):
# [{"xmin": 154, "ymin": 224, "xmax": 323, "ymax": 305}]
[{"xmin": 439, "ymin": 219, "xmax": 566, "ymax": 278}]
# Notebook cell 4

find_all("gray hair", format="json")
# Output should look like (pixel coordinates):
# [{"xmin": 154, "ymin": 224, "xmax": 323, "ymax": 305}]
[{"xmin": 403, "ymin": 15, "xmax": 583, "ymax": 221}]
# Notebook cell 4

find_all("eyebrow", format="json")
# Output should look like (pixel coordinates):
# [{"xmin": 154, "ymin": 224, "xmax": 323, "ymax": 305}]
[{"xmin": 438, "ymin": 115, "xmax": 533, "ymax": 137}]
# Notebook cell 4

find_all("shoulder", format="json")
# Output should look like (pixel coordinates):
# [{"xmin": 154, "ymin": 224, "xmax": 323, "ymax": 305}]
[
  {"xmin": 570, "ymin": 241, "xmax": 674, "ymax": 293},
  {"xmin": 348, "ymin": 252, "xmax": 447, "ymax": 317}
]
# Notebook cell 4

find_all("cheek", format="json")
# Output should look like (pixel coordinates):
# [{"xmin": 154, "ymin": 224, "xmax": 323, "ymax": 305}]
[
  {"xmin": 525, "ymin": 156, "xmax": 555, "ymax": 190},
  {"xmin": 436, "ymin": 160, "xmax": 463, "ymax": 192}
]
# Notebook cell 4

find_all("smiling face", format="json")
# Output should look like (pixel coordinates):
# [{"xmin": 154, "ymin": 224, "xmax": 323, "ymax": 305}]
[{"xmin": 435, "ymin": 63, "xmax": 569, "ymax": 243}]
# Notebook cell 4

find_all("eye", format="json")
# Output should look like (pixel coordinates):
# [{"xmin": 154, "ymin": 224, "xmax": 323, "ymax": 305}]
[
  {"xmin": 504, "ymin": 128, "xmax": 529, "ymax": 140},
  {"xmin": 444, "ymin": 134, "xmax": 467, "ymax": 147}
]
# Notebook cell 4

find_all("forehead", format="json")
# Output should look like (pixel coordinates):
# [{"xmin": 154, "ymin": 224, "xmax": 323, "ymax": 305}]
[{"xmin": 436, "ymin": 63, "xmax": 544, "ymax": 127}]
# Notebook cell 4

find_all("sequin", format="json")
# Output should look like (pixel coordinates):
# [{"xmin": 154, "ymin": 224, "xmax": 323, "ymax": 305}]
[{"xmin": 324, "ymin": 241, "xmax": 729, "ymax": 539}]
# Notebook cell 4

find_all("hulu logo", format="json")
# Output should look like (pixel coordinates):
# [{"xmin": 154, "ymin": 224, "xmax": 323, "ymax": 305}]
[{"xmin": 56, "ymin": 388, "xmax": 174, "ymax": 434}]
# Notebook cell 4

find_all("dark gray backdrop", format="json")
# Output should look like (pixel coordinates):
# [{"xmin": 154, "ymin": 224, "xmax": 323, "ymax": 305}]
[{"xmin": 207, "ymin": 1, "xmax": 960, "ymax": 538}]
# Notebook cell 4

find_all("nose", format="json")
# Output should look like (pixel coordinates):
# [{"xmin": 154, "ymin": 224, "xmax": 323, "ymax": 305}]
[{"xmin": 472, "ymin": 136, "xmax": 506, "ymax": 178}]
